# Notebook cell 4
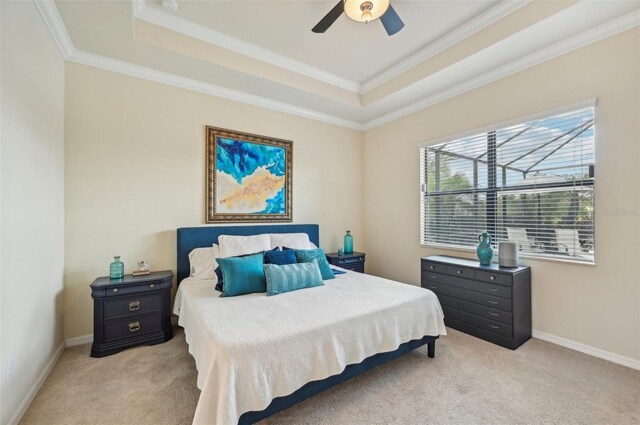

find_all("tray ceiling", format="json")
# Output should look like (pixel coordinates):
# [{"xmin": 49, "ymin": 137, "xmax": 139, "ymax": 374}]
[{"xmin": 46, "ymin": 0, "xmax": 640, "ymax": 129}]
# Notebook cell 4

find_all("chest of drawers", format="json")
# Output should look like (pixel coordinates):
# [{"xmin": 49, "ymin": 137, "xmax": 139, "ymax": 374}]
[
  {"xmin": 90, "ymin": 271, "xmax": 173, "ymax": 357},
  {"xmin": 421, "ymin": 256, "xmax": 531, "ymax": 350}
]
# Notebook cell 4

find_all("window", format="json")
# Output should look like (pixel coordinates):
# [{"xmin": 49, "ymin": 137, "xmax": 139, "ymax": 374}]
[{"xmin": 420, "ymin": 104, "xmax": 595, "ymax": 263}]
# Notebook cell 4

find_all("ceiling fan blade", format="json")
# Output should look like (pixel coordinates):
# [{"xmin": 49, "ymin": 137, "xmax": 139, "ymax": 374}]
[
  {"xmin": 312, "ymin": 1, "xmax": 344, "ymax": 33},
  {"xmin": 380, "ymin": 4, "xmax": 404, "ymax": 36}
]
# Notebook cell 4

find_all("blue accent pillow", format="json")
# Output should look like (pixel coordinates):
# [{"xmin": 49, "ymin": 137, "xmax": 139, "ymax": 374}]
[
  {"xmin": 214, "ymin": 251, "xmax": 265, "ymax": 292},
  {"xmin": 264, "ymin": 260, "xmax": 324, "ymax": 296},
  {"xmin": 216, "ymin": 253, "xmax": 266, "ymax": 297},
  {"xmin": 264, "ymin": 248, "xmax": 297, "ymax": 265},
  {"xmin": 294, "ymin": 248, "xmax": 335, "ymax": 280}
]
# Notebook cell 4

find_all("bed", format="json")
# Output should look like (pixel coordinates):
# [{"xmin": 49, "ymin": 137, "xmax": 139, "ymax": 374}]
[{"xmin": 174, "ymin": 224, "xmax": 446, "ymax": 424}]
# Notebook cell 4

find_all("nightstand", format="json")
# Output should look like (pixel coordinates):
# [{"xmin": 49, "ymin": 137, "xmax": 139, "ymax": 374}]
[
  {"xmin": 325, "ymin": 252, "xmax": 366, "ymax": 273},
  {"xmin": 90, "ymin": 270, "xmax": 173, "ymax": 358}
]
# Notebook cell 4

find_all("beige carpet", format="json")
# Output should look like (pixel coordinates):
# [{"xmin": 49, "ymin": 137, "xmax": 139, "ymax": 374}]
[{"xmin": 20, "ymin": 327, "xmax": 639, "ymax": 425}]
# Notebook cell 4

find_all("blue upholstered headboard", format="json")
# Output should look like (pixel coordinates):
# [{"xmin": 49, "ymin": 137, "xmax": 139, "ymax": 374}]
[{"xmin": 176, "ymin": 224, "xmax": 319, "ymax": 284}]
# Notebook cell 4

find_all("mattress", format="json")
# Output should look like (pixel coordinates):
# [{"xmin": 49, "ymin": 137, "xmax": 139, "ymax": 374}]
[{"xmin": 174, "ymin": 269, "xmax": 446, "ymax": 425}]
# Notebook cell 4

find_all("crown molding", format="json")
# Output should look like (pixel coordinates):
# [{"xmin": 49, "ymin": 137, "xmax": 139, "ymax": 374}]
[
  {"xmin": 66, "ymin": 49, "xmax": 364, "ymax": 130},
  {"xmin": 361, "ymin": 0, "xmax": 531, "ymax": 93},
  {"xmin": 132, "ymin": 0, "xmax": 362, "ymax": 94},
  {"xmin": 32, "ymin": 0, "xmax": 640, "ymax": 133},
  {"xmin": 33, "ymin": 0, "xmax": 74, "ymax": 59},
  {"xmin": 33, "ymin": 0, "xmax": 363, "ymax": 130},
  {"xmin": 362, "ymin": 9, "xmax": 640, "ymax": 130}
]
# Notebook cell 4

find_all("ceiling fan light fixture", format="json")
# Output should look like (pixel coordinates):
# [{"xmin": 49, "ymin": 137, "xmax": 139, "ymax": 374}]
[{"xmin": 344, "ymin": 0, "xmax": 389, "ymax": 24}]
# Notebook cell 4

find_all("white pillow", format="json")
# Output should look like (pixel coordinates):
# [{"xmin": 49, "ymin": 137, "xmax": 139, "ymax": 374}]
[
  {"xmin": 188, "ymin": 244, "xmax": 221, "ymax": 280},
  {"xmin": 269, "ymin": 233, "xmax": 316, "ymax": 250},
  {"xmin": 219, "ymin": 234, "xmax": 271, "ymax": 257}
]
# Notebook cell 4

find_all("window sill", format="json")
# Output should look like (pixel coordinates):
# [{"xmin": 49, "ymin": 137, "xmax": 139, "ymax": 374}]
[{"xmin": 419, "ymin": 243, "xmax": 596, "ymax": 267}]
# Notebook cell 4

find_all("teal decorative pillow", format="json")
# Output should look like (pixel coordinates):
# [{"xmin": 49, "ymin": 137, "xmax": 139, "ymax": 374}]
[
  {"xmin": 294, "ymin": 248, "xmax": 335, "ymax": 280},
  {"xmin": 216, "ymin": 253, "xmax": 266, "ymax": 297},
  {"xmin": 264, "ymin": 260, "xmax": 324, "ymax": 296}
]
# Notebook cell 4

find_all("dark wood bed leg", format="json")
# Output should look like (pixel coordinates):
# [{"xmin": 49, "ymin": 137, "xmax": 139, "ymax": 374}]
[{"xmin": 427, "ymin": 341, "xmax": 435, "ymax": 358}]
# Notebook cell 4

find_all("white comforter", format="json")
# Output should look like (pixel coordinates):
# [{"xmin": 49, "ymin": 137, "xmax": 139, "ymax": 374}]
[{"xmin": 174, "ymin": 269, "xmax": 446, "ymax": 425}]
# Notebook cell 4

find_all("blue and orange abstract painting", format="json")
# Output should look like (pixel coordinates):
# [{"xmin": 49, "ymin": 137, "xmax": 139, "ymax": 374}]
[{"xmin": 206, "ymin": 127, "xmax": 292, "ymax": 222}]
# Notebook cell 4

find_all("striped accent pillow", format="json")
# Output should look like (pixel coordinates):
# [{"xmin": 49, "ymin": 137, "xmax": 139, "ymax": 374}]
[{"xmin": 264, "ymin": 260, "xmax": 324, "ymax": 296}]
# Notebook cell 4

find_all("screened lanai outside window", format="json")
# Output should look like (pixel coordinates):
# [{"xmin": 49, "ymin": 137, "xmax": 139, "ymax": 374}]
[{"xmin": 420, "ymin": 106, "xmax": 595, "ymax": 264}]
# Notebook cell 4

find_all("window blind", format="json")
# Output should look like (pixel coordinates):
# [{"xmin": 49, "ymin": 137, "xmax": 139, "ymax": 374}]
[{"xmin": 420, "ymin": 106, "xmax": 595, "ymax": 263}]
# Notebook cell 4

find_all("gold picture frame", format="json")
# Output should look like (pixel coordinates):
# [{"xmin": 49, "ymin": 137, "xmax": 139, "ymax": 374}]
[{"xmin": 205, "ymin": 126, "xmax": 293, "ymax": 223}]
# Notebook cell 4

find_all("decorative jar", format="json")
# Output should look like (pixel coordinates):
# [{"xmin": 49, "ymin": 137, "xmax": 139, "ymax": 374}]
[
  {"xmin": 344, "ymin": 230, "xmax": 353, "ymax": 254},
  {"xmin": 110, "ymin": 256, "xmax": 124, "ymax": 279},
  {"xmin": 476, "ymin": 232, "xmax": 494, "ymax": 266}
]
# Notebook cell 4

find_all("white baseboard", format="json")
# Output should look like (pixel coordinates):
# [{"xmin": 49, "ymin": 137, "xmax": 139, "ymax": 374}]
[
  {"xmin": 65, "ymin": 334, "xmax": 93, "ymax": 347},
  {"xmin": 532, "ymin": 329, "xmax": 640, "ymax": 371},
  {"xmin": 7, "ymin": 343, "xmax": 65, "ymax": 425}
]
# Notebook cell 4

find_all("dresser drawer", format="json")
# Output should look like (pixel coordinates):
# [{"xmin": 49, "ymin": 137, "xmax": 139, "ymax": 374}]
[
  {"xmin": 424, "ymin": 274, "xmax": 511, "ymax": 299},
  {"xmin": 421, "ymin": 261, "xmax": 445, "ymax": 274},
  {"xmin": 104, "ymin": 293, "xmax": 162, "ymax": 320},
  {"xmin": 456, "ymin": 278, "xmax": 511, "ymax": 299},
  {"xmin": 437, "ymin": 294, "xmax": 513, "ymax": 325},
  {"xmin": 443, "ymin": 306, "xmax": 513, "ymax": 338},
  {"xmin": 104, "ymin": 314, "xmax": 163, "ymax": 341},
  {"xmin": 340, "ymin": 263, "xmax": 364, "ymax": 273},
  {"xmin": 423, "ymin": 281, "xmax": 512, "ymax": 312},
  {"xmin": 104, "ymin": 281, "xmax": 163, "ymax": 297},
  {"xmin": 476, "ymin": 270, "xmax": 511, "ymax": 286},
  {"xmin": 422, "ymin": 272, "xmax": 456, "ymax": 285},
  {"xmin": 334, "ymin": 256, "xmax": 365, "ymax": 265},
  {"xmin": 445, "ymin": 265, "xmax": 474, "ymax": 279}
]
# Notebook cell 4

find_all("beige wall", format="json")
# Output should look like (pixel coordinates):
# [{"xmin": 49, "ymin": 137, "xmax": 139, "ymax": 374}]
[
  {"xmin": 0, "ymin": 1, "xmax": 66, "ymax": 423},
  {"xmin": 64, "ymin": 63, "xmax": 364, "ymax": 339},
  {"xmin": 363, "ymin": 29, "xmax": 640, "ymax": 362}
]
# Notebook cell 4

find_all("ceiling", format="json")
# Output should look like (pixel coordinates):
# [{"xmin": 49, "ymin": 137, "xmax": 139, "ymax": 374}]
[
  {"xmin": 43, "ymin": 0, "xmax": 640, "ymax": 129},
  {"xmin": 154, "ymin": 0, "xmax": 499, "ymax": 83}
]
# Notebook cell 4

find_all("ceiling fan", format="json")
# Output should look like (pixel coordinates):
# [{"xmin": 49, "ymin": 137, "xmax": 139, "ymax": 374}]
[{"xmin": 312, "ymin": 0, "xmax": 405, "ymax": 36}]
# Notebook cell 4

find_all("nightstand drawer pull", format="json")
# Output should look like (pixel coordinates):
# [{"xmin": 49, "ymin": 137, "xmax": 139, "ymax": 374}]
[
  {"xmin": 429, "ymin": 265, "xmax": 434, "ymax": 269},
  {"xmin": 129, "ymin": 301, "xmax": 141, "ymax": 311},
  {"xmin": 487, "ymin": 299, "xmax": 499, "ymax": 305},
  {"xmin": 429, "ymin": 286, "xmax": 438, "ymax": 290},
  {"xmin": 489, "ymin": 287, "xmax": 498, "ymax": 292},
  {"xmin": 457, "ymin": 270, "xmax": 462, "ymax": 274},
  {"xmin": 489, "ymin": 276, "xmax": 495, "ymax": 281},
  {"xmin": 488, "ymin": 311, "xmax": 499, "ymax": 317},
  {"xmin": 128, "ymin": 321, "xmax": 141, "ymax": 332},
  {"xmin": 112, "ymin": 288, "xmax": 118, "ymax": 293},
  {"xmin": 149, "ymin": 284, "xmax": 155, "ymax": 288},
  {"xmin": 488, "ymin": 324, "xmax": 500, "ymax": 329}
]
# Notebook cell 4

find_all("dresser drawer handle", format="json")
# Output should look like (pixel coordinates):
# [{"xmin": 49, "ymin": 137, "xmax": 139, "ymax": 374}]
[
  {"xmin": 489, "ymin": 287, "xmax": 498, "ymax": 292},
  {"xmin": 129, "ymin": 321, "xmax": 141, "ymax": 332},
  {"xmin": 429, "ymin": 265, "xmax": 434, "ymax": 270},
  {"xmin": 488, "ymin": 324, "xmax": 500, "ymax": 329},
  {"xmin": 487, "ymin": 299, "xmax": 499, "ymax": 305},
  {"xmin": 457, "ymin": 270, "xmax": 462, "ymax": 274},
  {"xmin": 129, "ymin": 301, "xmax": 141, "ymax": 311},
  {"xmin": 429, "ymin": 286, "xmax": 438, "ymax": 290},
  {"xmin": 112, "ymin": 288, "xmax": 118, "ymax": 293},
  {"xmin": 489, "ymin": 276, "xmax": 495, "ymax": 281},
  {"xmin": 149, "ymin": 283, "xmax": 155, "ymax": 288},
  {"xmin": 488, "ymin": 311, "xmax": 499, "ymax": 317}
]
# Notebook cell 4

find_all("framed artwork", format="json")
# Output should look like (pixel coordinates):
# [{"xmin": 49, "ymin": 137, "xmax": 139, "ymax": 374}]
[{"xmin": 205, "ymin": 126, "xmax": 293, "ymax": 223}]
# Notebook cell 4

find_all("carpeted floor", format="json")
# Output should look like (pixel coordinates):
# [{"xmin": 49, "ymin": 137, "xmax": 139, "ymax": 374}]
[{"xmin": 19, "ymin": 327, "xmax": 639, "ymax": 425}]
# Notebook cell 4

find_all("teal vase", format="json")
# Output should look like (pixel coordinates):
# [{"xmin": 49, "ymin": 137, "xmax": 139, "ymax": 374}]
[
  {"xmin": 476, "ymin": 232, "xmax": 494, "ymax": 265},
  {"xmin": 344, "ymin": 230, "xmax": 353, "ymax": 254},
  {"xmin": 110, "ymin": 256, "xmax": 124, "ymax": 279}
]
